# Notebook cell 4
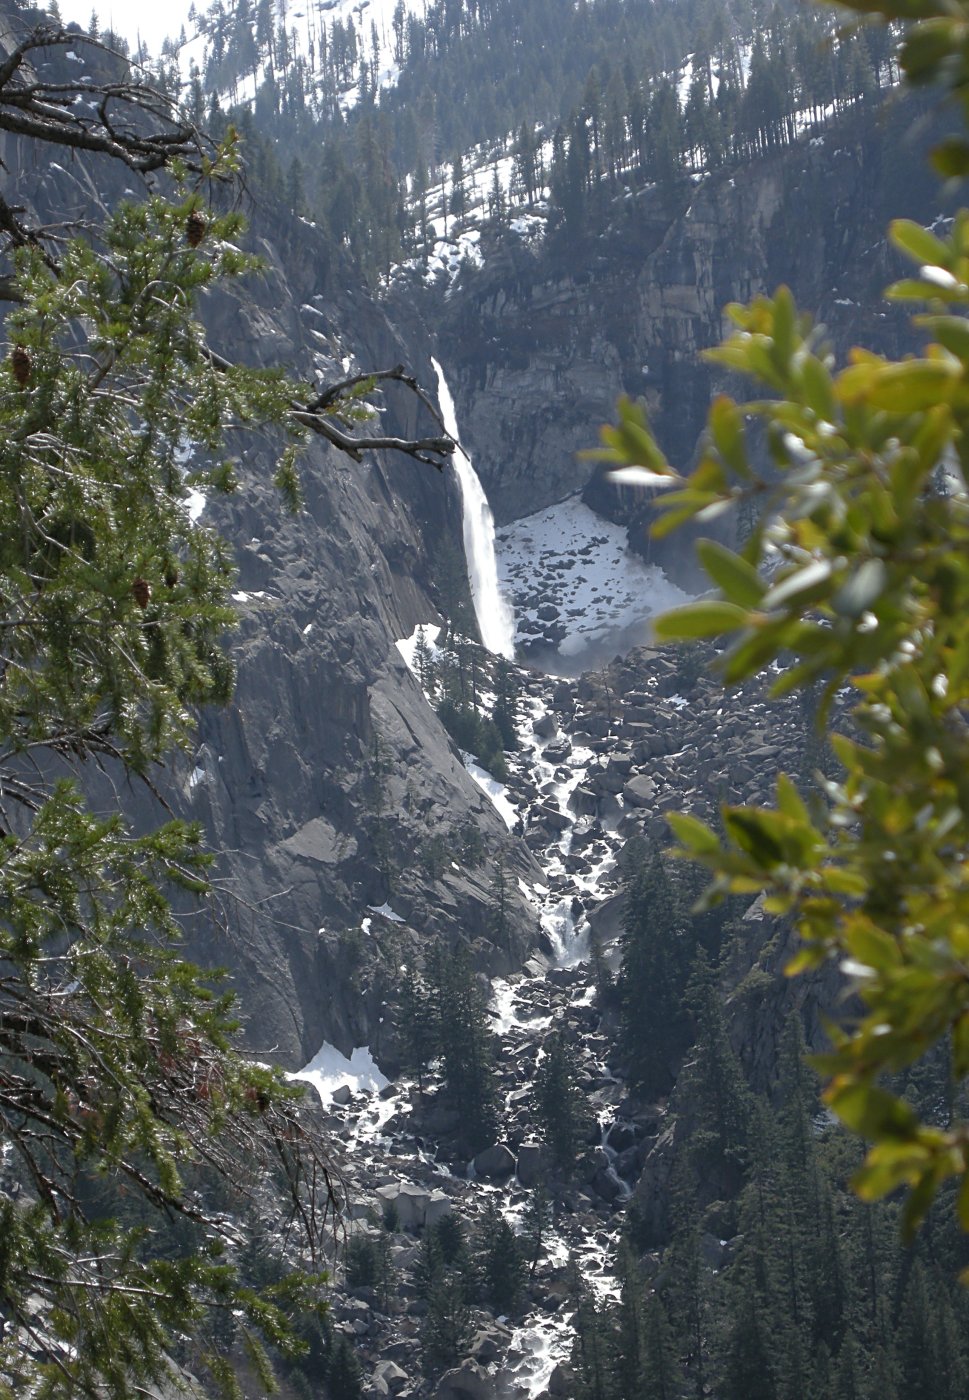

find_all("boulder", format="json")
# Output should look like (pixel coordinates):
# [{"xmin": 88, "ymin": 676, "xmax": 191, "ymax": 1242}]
[
  {"xmin": 433, "ymin": 1361, "xmax": 496, "ymax": 1400},
  {"xmin": 593, "ymin": 1168, "xmax": 624, "ymax": 1203},
  {"xmin": 605, "ymin": 1121, "xmax": 637, "ymax": 1154},
  {"xmin": 548, "ymin": 1364, "xmax": 576, "ymax": 1396},
  {"xmin": 469, "ymin": 1328, "xmax": 504, "ymax": 1363},
  {"xmin": 623, "ymin": 774, "xmax": 657, "ymax": 808},
  {"xmin": 425, "ymin": 1189, "xmax": 453, "ymax": 1228},
  {"xmin": 373, "ymin": 1360, "xmax": 409, "ymax": 1394},
  {"xmin": 473, "ymin": 1143, "xmax": 516, "ymax": 1180},
  {"xmin": 331, "ymin": 1083, "xmax": 352, "ymax": 1106},
  {"xmin": 375, "ymin": 1182, "xmax": 452, "ymax": 1232},
  {"xmin": 516, "ymin": 1141, "xmax": 546, "ymax": 1187},
  {"xmin": 536, "ymin": 803, "xmax": 570, "ymax": 832}
]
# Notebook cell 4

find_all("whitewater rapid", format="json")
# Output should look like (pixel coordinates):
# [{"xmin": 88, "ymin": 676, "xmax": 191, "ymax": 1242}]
[{"xmin": 432, "ymin": 358, "xmax": 516, "ymax": 659}]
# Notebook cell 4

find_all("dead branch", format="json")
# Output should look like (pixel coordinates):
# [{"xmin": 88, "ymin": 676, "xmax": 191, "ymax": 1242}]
[
  {"xmin": 204, "ymin": 348, "xmax": 455, "ymax": 469},
  {"xmin": 0, "ymin": 26, "xmax": 207, "ymax": 174}
]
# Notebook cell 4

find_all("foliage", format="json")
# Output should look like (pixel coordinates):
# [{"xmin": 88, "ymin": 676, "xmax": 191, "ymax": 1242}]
[
  {"xmin": 398, "ymin": 947, "xmax": 499, "ymax": 1150},
  {"xmin": 596, "ymin": 0, "xmax": 969, "ymax": 1249},
  {"xmin": 475, "ymin": 1199, "xmax": 526, "ymax": 1314},
  {"xmin": 534, "ymin": 1029, "xmax": 594, "ymax": 1178},
  {"xmin": 0, "ymin": 101, "xmax": 407, "ymax": 1387}
]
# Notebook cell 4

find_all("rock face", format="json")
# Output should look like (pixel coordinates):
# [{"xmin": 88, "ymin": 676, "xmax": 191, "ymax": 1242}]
[
  {"xmin": 431, "ymin": 97, "xmax": 951, "ymax": 583},
  {"xmin": 0, "ymin": 54, "xmax": 545, "ymax": 1071}
]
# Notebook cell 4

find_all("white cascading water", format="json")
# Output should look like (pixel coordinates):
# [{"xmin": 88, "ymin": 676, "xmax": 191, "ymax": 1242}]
[{"xmin": 431, "ymin": 358, "xmax": 516, "ymax": 659}]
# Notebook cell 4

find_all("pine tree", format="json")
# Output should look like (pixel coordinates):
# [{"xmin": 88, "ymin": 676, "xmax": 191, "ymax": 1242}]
[
  {"xmin": 611, "ymin": 1241, "xmax": 646, "ymax": 1398},
  {"xmin": 641, "ymin": 1294, "xmax": 683, "ymax": 1400},
  {"xmin": 0, "ymin": 143, "xmax": 351, "ymax": 1392},
  {"xmin": 413, "ymin": 625, "xmax": 437, "ymax": 696},
  {"xmin": 521, "ymin": 1185, "xmax": 554, "ymax": 1280},
  {"xmin": 720, "ymin": 1259, "xmax": 778, "ymax": 1400},
  {"xmin": 534, "ymin": 1029, "xmax": 594, "ymax": 1178},
  {"xmin": 327, "ymin": 1334, "xmax": 364, "ymax": 1400},
  {"xmin": 679, "ymin": 963, "xmax": 752, "ymax": 1193},
  {"xmin": 396, "ymin": 968, "xmax": 437, "ymax": 1090},
  {"xmin": 427, "ymin": 943, "xmax": 498, "ymax": 1149},
  {"xmin": 421, "ymin": 1268, "xmax": 473, "ymax": 1374},
  {"xmin": 0, "ymin": 40, "xmax": 454, "ymax": 1391},
  {"xmin": 476, "ymin": 1199, "xmax": 526, "ymax": 1314},
  {"xmin": 450, "ymin": 150, "xmax": 467, "ymax": 218},
  {"xmin": 569, "ymin": 1259, "xmax": 613, "ymax": 1400},
  {"xmin": 618, "ymin": 850, "xmax": 686, "ymax": 1098}
]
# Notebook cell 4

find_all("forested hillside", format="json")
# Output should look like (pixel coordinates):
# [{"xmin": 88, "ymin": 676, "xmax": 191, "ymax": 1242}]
[{"xmin": 127, "ymin": 0, "xmax": 901, "ymax": 276}]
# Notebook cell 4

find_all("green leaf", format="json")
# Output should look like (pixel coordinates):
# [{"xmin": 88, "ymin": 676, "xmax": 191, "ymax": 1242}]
[
  {"xmin": 889, "ymin": 218, "xmax": 953, "ymax": 269},
  {"xmin": 776, "ymin": 772, "xmax": 811, "ymax": 825},
  {"xmin": 799, "ymin": 355, "xmax": 836, "ymax": 422},
  {"xmin": 696, "ymin": 539, "xmax": 766, "ymax": 607},
  {"xmin": 832, "ymin": 559, "xmax": 887, "ymax": 617},
  {"xmin": 829, "ymin": 1081, "xmax": 919, "ymax": 1140},
  {"xmin": 932, "ymin": 138, "xmax": 969, "ymax": 179},
  {"xmin": 761, "ymin": 559, "xmax": 833, "ymax": 612},
  {"xmin": 707, "ymin": 395, "xmax": 752, "ymax": 478},
  {"xmin": 653, "ymin": 600, "xmax": 749, "ymax": 641},
  {"xmin": 667, "ymin": 811, "xmax": 722, "ymax": 855},
  {"xmin": 867, "ymin": 359, "xmax": 960, "ymax": 412}
]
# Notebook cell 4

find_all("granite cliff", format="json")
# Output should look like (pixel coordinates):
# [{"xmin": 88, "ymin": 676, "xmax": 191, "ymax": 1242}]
[{"xmin": 427, "ymin": 94, "xmax": 951, "ymax": 584}]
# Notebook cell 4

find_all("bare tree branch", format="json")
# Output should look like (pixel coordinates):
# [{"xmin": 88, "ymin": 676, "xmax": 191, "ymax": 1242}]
[
  {"xmin": 203, "ymin": 348, "xmax": 455, "ymax": 469},
  {"xmin": 0, "ymin": 26, "xmax": 208, "ymax": 174},
  {"xmin": 0, "ymin": 27, "xmax": 456, "ymax": 468}
]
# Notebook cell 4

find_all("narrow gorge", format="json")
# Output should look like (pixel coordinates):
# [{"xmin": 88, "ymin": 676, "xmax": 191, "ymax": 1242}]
[{"xmin": 3, "ymin": 0, "xmax": 969, "ymax": 1396}]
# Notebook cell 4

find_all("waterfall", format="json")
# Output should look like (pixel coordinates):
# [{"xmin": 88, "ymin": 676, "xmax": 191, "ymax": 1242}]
[{"xmin": 432, "ymin": 358, "xmax": 516, "ymax": 659}]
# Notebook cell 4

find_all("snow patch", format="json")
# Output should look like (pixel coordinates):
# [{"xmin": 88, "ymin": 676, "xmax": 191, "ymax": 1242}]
[
  {"xmin": 462, "ymin": 754, "xmax": 518, "ymax": 830},
  {"xmin": 291, "ymin": 1042, "xmax": 388, "ymax": 1104},
  {"xmin": 496, "ymin": 495, "xmax": 690, "ymax": 665},
  {"xmin": 367, "ymin": 902, "xmax": 405, "ymax": 923},
  {"xmin": 186, "ymin": 488, "xmax": 206, "ymax": 522},
  {"xmin": 395, "ymin": 623, "xmax": 442, "ymax": 675}
]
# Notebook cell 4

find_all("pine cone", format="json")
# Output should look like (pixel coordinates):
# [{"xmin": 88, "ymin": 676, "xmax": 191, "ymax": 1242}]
[
  {"xmin": 10, "ymin": 345, "xmax": 31, "ymax": 387},
  {"xmin": 163, "ymin": 560, "xmax": 179, "ymax": 589},
  {"xmin": 185, "ymin": 210, "xmax": 207, "ymax": 247},
  {"xmin": 131, "ymin": 577, "xmax": 151, "ymax": 609}
]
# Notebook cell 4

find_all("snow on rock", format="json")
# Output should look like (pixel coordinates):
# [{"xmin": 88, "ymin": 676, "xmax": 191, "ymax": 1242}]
[
  {"xmin": 394, "ymin": 623, "xmax": 442, "ymax": 676},
  {"xmin": 186, "ymin": 488, "xmax": 207, "ymax": 522},
  {"xmin": 462, "ymin": 754, "xmax": 519, "ymax": 830},
  {"xmin": 496, "ymin": 494, "xmax": 691, "ymax": 666},
  {"xmin": 291, "ymin": 1042, "xmax": 388, "ymax": 1105},
  {"xmin": 367, "ymin": 902, "xmax": 406, "ymax": 923}
]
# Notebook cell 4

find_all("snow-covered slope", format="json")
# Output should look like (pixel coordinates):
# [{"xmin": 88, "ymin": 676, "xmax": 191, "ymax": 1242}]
[{"xmin": 496, "ymin": 495, "xmax": 690, "ymax": 669}]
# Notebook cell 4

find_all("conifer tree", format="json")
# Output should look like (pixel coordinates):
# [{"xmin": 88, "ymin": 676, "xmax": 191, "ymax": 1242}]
[
  {"xmin": 611, "ymin": 1241, "xmax": 646, "ymax": 1398},
  {"xmin": 0, "ymin": 32, "xmax": 455, "ymax": 1392},
  {"xmin": 641, "ymin": 1293, "xmax": 683, "ymax": 1400},
  {"xmin": 426, "ymin": 943, "xmax": 498, "ymax": 1149},
  {"xmin": 534, "ymin": 1029, "xmax": 594, "ymax": 1178},
  {"xmin": 569, "ymin": 1259, "xmax": 612, "ymax": 1400},
  {"xmin": 521, "ymin": 1185, "xmax": 554, "ymax": 1280},
  {"xmin": 326, "ymin": 1334, "xmax": 364, "ymax": 1400},
  {"xmin": 618, "ymin": 849, "xmax": 686, "ymax": 1098},
  {"xmin": 679, "ymin": 963, "xmax": 751, "ymax": 1193},
  {"xmin": 476, "ymin": 1199, "xmax": 526, "ymax": 1314}
]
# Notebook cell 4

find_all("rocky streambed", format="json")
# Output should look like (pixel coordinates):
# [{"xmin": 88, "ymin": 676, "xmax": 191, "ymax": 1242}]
[{"xmin": 295, "ymin": 639, "xmax": 828, "ymax": 1400}]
